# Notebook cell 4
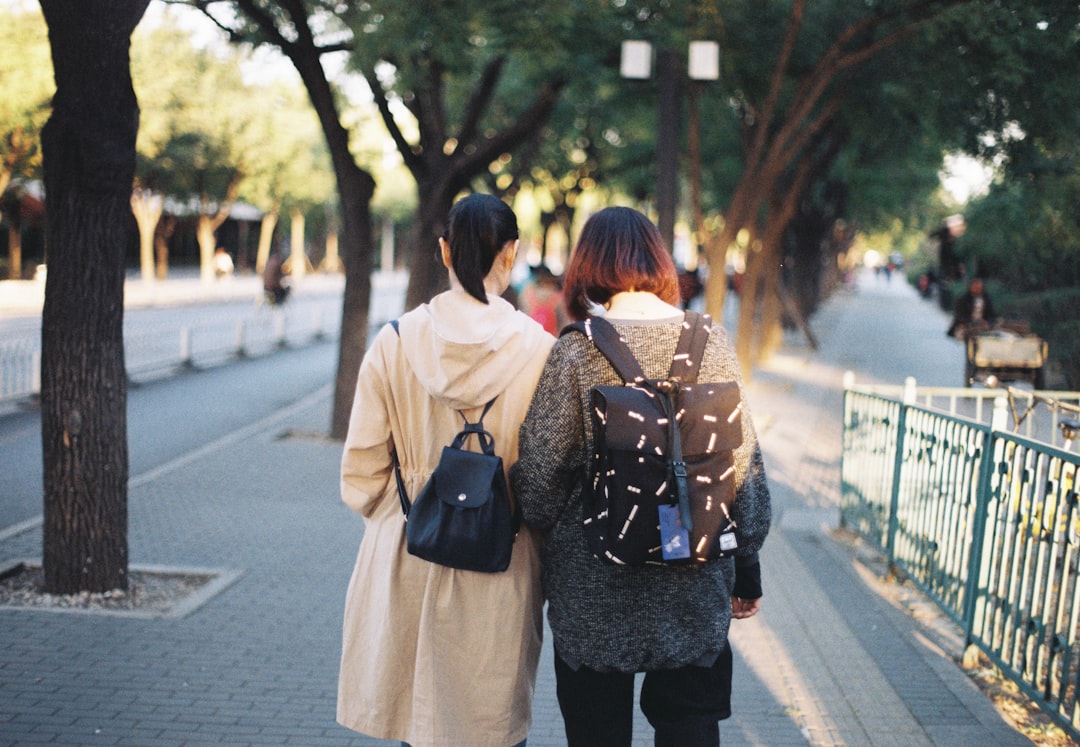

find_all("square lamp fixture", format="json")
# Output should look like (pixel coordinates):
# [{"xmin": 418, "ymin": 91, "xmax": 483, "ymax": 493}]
[
  {"xmin": 620, "ymin": 40, "xmax": 653, "ymax": 79},
  {"xmin": 688, "ymin": 41, "xmax": 720, "ymax": 80}
]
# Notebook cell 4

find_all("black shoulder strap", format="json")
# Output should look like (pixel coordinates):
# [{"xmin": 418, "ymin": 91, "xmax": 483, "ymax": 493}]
[
  {"xmin": 387, "ymin": 319, "xmax": 411, "ymax": 516},
  {"xmin": 668, "ymin": 311, "xmax": 712, "ymax": 384},
  {"xmin": 563, "ymin": 316, "xmax": 647, "ymax": 384},
  {"xmin": 388, "ymin": 319, "xmax": 501, "ymax": 516},
  {"xmin": 450, "ymin": 398, "xmax": 498, "ymax": 456},
  {"xmin": 564, "ymin": 312, "xmax": 713, "ymax": 384}
]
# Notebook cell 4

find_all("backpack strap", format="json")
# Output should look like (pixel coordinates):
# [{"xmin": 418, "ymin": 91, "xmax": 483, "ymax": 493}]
[
  {"xmin": 387, "ymin": 320, "xmax": 413, "ymax": 517},
  {"xmin": 449, "ymin": 398, "xmax": 498, "ymax": 456},
  {"xmin": 562, "ymin": 316, "xmax": 647, "ymax": 384},
  {"xmin": 668, "ymin": 310, "xmax": 712, "ymax": 384},
  {"xmin": 388, "ymin": 319, "xmax": 503, "ymax": 518},
  {"xmin": 564, "ymin": 312, "xmax": 713, "ymax": 386}
]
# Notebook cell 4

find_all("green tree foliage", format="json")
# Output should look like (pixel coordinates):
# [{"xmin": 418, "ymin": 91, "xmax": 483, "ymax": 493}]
[
  {"xmin": 128, "ymin": 15, "xmax": 336, "ymax": 281},
  {"xmin": 694, "ymin": 0, "xmax": 986, "ymax": 370},
  {"xmin": 240, "ymin": 79, "xmax": 335, "ymax": 272},
  {"xmin": 180, "ymin": 0, "xmax": 379, "ymax": 439},
  {"xmin": 133, "ymin": 20, "xmax": 254, "ymax": 281},
  {"xmin": 0, "ymin": 5, "xmax": 51, "ymax": 195},
  {"xmin": 935, "ymin": 0, "xmax": 1080, "ymax": 289},
  {"xmin": 0, "ymin": 5, "xmax": 53, "ymax": 279},
  {"xmin": 345, "ymin": 0, "xmax": 641, "ymax": 307},
  {"xmin": 922, "ymin": 1, "xmax": 1080, "ymax": 385}
]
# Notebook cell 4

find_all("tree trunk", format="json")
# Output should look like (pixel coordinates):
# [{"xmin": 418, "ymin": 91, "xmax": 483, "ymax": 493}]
[
  {"xmin": 154, "ymin": 214, "xmax": 174, "ymax": 281},
  {"xmin": 330, "ymin": 161, "xmax": 376, "ymax": 440},
  {"xmin": 187, "ymin": 0, "xmax": 378, "ymax": 440},
  {"xmin": 288, "ymin": 206, "xmax": 307, "ymax": 279},
  {"xmin": 38, "ymin": 0, "xmax": 148, "ymax": 594},
  {"xmin": 735, "ymin": 235, "xmax": 765, "ymax": 380},
  {"xmin": 130, "ymin": 190, "xmax": 161, "ymax": 282},
  {"xmin": 403, "ymin": 183, "xmax": 454, "ymax": 311},
  {"xmin": 654, "ymin": 48, "xmax": 681, "ymax": 254},
  {"xmin": 196, "ymin": 213, "xmax": 218, "ymax": 283},
  {"xmin": 256, "ymin": 210, "xmax": 278, "ymax": 274},
  {"xmin": 321, "ymin": 231, "xmax": 341, "ymax": 273},
  {"xmin": 6, "ymin": 218, "xmax": 21, "ymax": 280}
]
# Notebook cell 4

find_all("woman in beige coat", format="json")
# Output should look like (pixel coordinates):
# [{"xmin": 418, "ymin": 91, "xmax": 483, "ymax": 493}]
[{"xmin": 338, "ymin": 194, "xmax": 554, "ymax": 747}]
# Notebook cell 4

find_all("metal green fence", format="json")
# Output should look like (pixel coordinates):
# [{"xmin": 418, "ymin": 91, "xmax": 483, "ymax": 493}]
[{"xmin": 842, "ymin": 384, "xmax": 1080, "ymax": 738}]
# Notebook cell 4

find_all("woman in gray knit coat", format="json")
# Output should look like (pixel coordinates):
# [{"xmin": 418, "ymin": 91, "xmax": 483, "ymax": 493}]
[{"xmin": 510, "ymin": 207, "xmax": 771, "ymax": 747}]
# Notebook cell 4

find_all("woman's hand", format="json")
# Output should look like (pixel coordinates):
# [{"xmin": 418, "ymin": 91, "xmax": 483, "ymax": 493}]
[{"xmin": 731, "ymin": 596, "xmax": 761, "ymax": 620}]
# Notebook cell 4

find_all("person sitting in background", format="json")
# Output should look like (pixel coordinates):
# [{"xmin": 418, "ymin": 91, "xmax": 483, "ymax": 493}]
[
  {"xmin": 947, "ymin": 277, "xmax": 997, "ymax": 339},
  {"xmin": 213, "ymin": 247, "xmax": 234, "ymax": 280},
  {"xmin": 263, "ymin": 250, "xmax": 290, "ymax": 305}
]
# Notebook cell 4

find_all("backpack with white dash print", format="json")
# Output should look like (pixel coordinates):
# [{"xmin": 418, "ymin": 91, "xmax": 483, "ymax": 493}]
[{"xmin": 565, "ymin": 311, "xmax": 744, "ymax": 565}]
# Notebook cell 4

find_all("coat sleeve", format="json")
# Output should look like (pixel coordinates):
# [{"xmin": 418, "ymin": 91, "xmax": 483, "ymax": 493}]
[
  {"xmin": 340, "ymin": 327, "xmax": 396, "ymax": 518},
  {"xmin": 510, "ymin": 338, "xmax": 588, "ymax": 532}
]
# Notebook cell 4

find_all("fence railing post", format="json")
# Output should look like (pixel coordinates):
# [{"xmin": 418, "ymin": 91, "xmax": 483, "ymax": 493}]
[
  {"xmin": 841, "ymin": 372, "xmax": 855, "ymax": 531},
  {"xmin": 885, "ymin": 396, "xmax": 910, "ymax": 570},
  {"xmin": 180, "ymin": 326, "xmax": 193, "ymax": 369},
  {"xmin": 235, "ymin": 320, "xmax": 247, "ymax": 358},
  {"xmin": 275, "ymin": 314, "xmax": 287, "ymax": 349},
  {"xmin": 903, "ymin": 376, "xmax": 917, "ymax": 405},
  {"xmin": 961, "ymin": 397, "xmax": 1007, "ymax": 650}
]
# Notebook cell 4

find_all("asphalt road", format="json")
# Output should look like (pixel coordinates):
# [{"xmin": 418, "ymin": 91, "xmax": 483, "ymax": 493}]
[{"xmin": 0, "ymin": 338, "xmax": 340, "ymax": 537}]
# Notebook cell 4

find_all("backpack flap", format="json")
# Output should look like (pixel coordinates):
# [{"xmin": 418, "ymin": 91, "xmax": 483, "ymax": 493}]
[
  {"xmin": 674, "ymin": 381, "xmax": 743, "ymax": 456},
  {"xmin": 577, "ymin": 312, "xmax": 748, "ymax": 565},
  {"xmin": 590, "ymin": 384, "xmax": 669, "ymax": 453},
  {"xmin": 431, "ymin": 446, "xmax": 503, "ymax": 509},
  {"xmin": 588, "ymin": 381, "xmax": 742, "ymax": 460}
]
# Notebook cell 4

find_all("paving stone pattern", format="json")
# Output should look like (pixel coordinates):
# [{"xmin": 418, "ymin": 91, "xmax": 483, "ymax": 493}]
[{"xmin": 0, "ymin": 271, "xmax": 1034, "ymax": 746}]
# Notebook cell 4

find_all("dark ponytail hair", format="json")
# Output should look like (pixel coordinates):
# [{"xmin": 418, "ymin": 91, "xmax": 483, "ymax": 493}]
[{"xmin": 443, "ymin": 193, "xmax": 519, "ymax": 304}]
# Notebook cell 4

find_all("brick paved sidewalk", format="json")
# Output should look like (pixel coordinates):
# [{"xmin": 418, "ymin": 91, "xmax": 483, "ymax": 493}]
[{"xmin": 0, "ymin": 270, "xmax": 1034, "ymax": 746}]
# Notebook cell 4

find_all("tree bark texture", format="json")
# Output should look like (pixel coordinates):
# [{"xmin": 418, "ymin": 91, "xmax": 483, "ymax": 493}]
[
  {"xmin": 704, "ymin": 0, "xmax": 963, "ymax": 374},
  {"xmin": 364, "ymin": 59, "xmax": 566, "ymax": 311},
  {"xmin": 131, "ymin": 190, "xmax": 162, "ymax": 282},
  {"xmin": 217, "ymin": 0, "xmax": 379, "ymax": 440},
  {"xmin": 266, "ymin": 7, "xmax": 377, "ymax": 441},
  {"xmin": 38, "ymin": 0, "xmax": 148, "ymax": 594},
  {"xmin": 330, "ymin": 159, "xmax": 375, "ymax": 440}
]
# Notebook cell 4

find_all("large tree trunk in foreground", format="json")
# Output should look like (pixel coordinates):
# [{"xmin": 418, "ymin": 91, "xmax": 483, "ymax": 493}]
[{"xmin": 38, "ymin": 0, "xmax": 148, "ymax": 594}]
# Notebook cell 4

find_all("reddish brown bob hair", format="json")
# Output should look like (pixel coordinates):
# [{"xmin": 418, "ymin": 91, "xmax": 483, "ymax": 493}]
[{"xmin": 562, "ymin": 207, "xmax": 680, "ymax": 320}]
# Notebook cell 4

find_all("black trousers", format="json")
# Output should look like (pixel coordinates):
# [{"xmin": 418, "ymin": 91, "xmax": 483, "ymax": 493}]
[{"xmin": 553, "ymin": 645, "xmax": 733, "ymax": 747}]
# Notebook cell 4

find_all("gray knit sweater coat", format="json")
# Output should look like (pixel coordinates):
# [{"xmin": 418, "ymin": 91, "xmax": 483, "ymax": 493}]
[{"xmin": 510, "ymin": 317, "xmax": 771, "ymax": 673}]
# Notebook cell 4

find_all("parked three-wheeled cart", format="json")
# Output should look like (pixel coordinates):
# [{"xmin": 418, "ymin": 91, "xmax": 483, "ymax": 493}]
[{"xmin": 964, "ymin": 323, "xmax": 1048, "ymax": 389}]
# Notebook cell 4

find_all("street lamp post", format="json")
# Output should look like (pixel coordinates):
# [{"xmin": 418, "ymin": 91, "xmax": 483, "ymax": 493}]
[{"xmin": 621, "ymin": 40, "xmax": 719, "ymax": 255}]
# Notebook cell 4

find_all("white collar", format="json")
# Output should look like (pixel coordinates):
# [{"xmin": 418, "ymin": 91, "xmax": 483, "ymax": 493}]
[{"xmin": 603, "ymin": 291, "xmax": 683, "ymax": 320}]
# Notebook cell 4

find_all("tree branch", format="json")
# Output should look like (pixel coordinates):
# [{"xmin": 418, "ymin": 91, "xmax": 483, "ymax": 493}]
[
  {"xmin": 751, "ymin": 0, "xmax": 805, "ymax": 162},
  {"xmin": 455, "ymin": 55, "xmax": 506, "ymax": 149},
  {"xmin": 449, "ymin": 79, "xmax": 567, "ymax": 187},
  {"xmin": 364, "ymin": 69, "xmax": 423, "ymax": 175},
  {"xmin": 408, "ymin": 55, "xmax": 449, "ymax": 164}
]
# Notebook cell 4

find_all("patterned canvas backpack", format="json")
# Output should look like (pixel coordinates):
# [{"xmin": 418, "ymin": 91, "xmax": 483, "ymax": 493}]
[{"xmin": 565, "ymin": 311, "xmax": 744, "ymax": 565}]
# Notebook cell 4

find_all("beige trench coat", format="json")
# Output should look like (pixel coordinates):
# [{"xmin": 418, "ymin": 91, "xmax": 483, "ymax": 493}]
[{"xmin": 338, "ymin": 290, "xmax": 554, "ymax": 747}]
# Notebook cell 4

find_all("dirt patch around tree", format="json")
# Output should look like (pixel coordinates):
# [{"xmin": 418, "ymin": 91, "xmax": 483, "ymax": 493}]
[{"xmin": 0, "ymin": 560, "xmax": 242, "ymax": 619}]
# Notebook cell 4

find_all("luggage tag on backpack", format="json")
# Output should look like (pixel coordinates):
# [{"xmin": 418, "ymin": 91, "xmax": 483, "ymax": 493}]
[{"xmin": 659, "ymin": 504, "xmax": 691, "ymax": 561}]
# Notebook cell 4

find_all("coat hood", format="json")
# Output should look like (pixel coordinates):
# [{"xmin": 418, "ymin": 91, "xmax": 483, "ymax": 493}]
[{"xmin": 396, "ymin": 289, "xmax": 554, "ymax": 410}]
